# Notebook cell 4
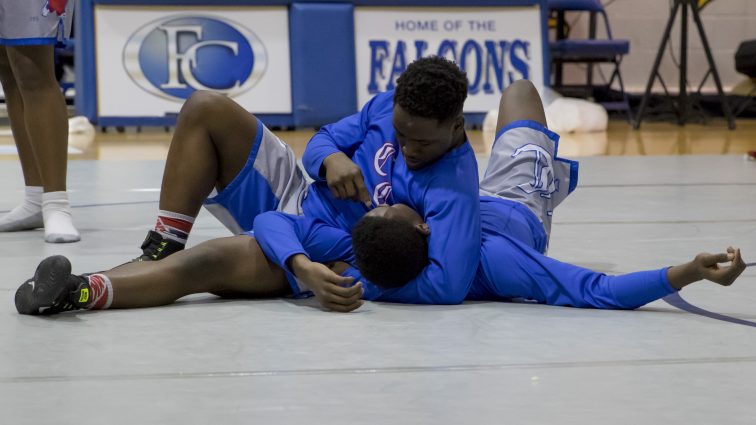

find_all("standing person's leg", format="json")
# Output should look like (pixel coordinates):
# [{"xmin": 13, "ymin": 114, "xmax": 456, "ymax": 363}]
[
  {"xmin": 137, "ymin": 91, "xmax": 306, "ymax": 261},
  {"xmin": 15, "ymin": 235, "xmax": 291, "ymax": 315},
  {"xmin": 0, "ymin": 46, "xmax": 44, "ymax": 231},
  {"xmin": 6, "ymin": 46, "xmax": 67, "ymax": 192},
  {"xmin": 6, "ymin": 45, "xmax": 79, "ymax": 243}
]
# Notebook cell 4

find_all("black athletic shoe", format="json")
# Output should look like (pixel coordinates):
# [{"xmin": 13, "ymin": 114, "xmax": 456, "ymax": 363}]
[
  {"xmin": 15, "ymin": 256, "xmax": 85, "ymax": 315},
  {"xmin": 134, "ymin": 230, "xmax": 185, "ymax": 262}
]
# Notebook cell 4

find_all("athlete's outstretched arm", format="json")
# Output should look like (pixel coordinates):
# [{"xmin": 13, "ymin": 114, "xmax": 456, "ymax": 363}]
[{"xmin": 478, "ymin": 234, "xmax": 746, "ymax": 309}]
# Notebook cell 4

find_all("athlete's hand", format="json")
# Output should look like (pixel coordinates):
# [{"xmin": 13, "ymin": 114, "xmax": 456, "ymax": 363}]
[
  {"xmin": 322, "ymin": 152, "xmax": 372, "ymax": 206},
  {"xmin": 694, "ymin": 247, "xmax": 745, "ymax": 286},
  {"xmin": 290, "ymin": 255, "xmax": 364, "ymax": 312}
]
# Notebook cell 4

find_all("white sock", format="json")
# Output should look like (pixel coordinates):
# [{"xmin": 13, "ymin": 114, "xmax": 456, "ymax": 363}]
[
  {"xmin": 42, "ymin": 191, "xmax": 81, "ymax": 243},
  {"xmin": 0, "ymin": 186, "xmax": 44, "ymax": 231}
]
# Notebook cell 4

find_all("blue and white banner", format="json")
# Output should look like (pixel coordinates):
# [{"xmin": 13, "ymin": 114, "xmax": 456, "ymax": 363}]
[
  {"xmin": 95, "ymin": 6, "xmax": 291, "ymax": 117},
  {"xmin": 355, "ymin": 7, "xmax": 545, "ymax": 112}
]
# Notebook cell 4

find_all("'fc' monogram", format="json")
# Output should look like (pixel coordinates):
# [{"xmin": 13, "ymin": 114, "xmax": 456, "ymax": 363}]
[{"xmin": 159, "ymin": 26, "xmax": 241, "ymax": 92}]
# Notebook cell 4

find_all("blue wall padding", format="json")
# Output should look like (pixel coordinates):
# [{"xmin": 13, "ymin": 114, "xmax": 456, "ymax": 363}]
[{"xmin": 290, "ymin": 3, "xmax": 357, "ymax": 127}]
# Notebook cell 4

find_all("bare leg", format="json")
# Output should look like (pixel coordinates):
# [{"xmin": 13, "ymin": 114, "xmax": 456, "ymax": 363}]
[
  {"xmin": 103, "ymin": 235, "xmax": 290, "ymax": 308},
  {"xmin": 5, "ymin": 45, "xmax": 79, "ymax": 242},
  {"xmin": 0, "ymin": 46, "xmax": 43, "ymax": 187},
  {"xmin": 496, "ymin": 79, "xmax": 547, "ymax": 133},
  {"xmin": 159, "ymin": 91, "xmax": 261, "ymax": 217},
  {"xmin": 6, "ymin": 45, "xmax": 68, "ymax": 192}
]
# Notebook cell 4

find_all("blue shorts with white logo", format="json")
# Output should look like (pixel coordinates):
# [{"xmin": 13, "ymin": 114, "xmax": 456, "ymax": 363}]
[{"xmin": 203, "ymin": 118, "xmax": 307, "ymax": 234}]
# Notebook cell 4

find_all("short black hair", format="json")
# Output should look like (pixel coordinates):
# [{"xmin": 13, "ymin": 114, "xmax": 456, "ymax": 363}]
[
  {"xmin": 394, "ymin": 56, "xmax": 468, "ymax": 123},
  {"xmin": 352, "ymin": 216, "xmax": 429, "ymax": 288}
]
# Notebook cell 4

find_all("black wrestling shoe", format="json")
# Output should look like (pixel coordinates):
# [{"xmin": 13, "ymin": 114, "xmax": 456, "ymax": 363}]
[
  {"xmin": 134, "ymin": 230, "xmax": 185, "ymax": 262},
  {"xmin": 15, "ymin": 255, "xmax": 85, "ymax": 315}
]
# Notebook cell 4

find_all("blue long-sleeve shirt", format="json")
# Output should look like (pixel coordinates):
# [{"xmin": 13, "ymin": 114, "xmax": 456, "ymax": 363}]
[
  {"xmin": 254, "ymin": 201, "xmax": 674, "ymax": 309},
  {"xmin": 269, "ymin": 91, "xmax": 480, "ymax": 304}
]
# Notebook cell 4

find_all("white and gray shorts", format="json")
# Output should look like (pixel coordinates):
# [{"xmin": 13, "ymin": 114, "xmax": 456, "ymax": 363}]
[
  {"xmin": 0, "ymin": 0, "xmax": 74, "ymax": 45},
  {"xmin": 479, "ymin": 119, "xmax": 579, "ymax": 240}
]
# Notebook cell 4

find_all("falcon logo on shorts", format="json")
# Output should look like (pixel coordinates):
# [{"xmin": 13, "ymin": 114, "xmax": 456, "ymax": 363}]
[
  {"xmin": 511, "ymin": 143, "xmax": 559, "ymax": 198},
  {"xmin": 124, "ymin": 16, "xmax": 267, "ymax": 101},
  {"xmin": 372, "ymin": 182, "xmax": 393, "ymax": 206},
  {"xmin": 373, "ymin": 142, "xmax": 397, "ymax": 177}
]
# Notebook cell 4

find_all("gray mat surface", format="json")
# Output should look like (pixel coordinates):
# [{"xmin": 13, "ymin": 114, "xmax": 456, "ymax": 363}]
[{"xmin": 1, "ymin": 155, "xmax": 754, "ymax": 424}]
